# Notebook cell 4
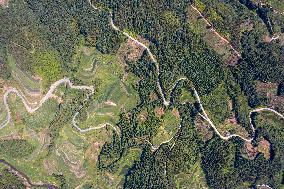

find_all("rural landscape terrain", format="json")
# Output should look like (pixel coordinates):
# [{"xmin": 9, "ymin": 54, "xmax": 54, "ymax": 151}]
[{"xmin": 0, "ymin": 0, "xmax": 284, "ymax": 188}]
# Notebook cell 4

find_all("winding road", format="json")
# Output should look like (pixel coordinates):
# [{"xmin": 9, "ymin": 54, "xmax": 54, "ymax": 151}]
[
  {"xmin": 87, "ymin": 1, "xmax": 284, "ymax": 144},
  {"xmin": 0, "ymin": 1, "xmax": 282, "ymax": 188},
  {"xmin": 0, "ymin": 78, "xmax": 94, "ymax": 129},
  {"xmin": 0, "ymin": 0, "xmax": 282, "ymax": 146}
]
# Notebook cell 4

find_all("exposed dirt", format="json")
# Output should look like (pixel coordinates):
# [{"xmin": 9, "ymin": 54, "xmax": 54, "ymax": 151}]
[
  {"xmin": 195, "ymin": 115, "xmax": 214, "ymax": 142},
  {"xmin": 85, "ymin": 141, "xmax": 102, "ymax": 164},
  {"xmin": 256, "ymin": 81, "xmax": 284, "ymax": 113},
  {"xmin": 138, "ymin": 110, "xmax": 148, "ymax": 123},
  {"xmin": 244, "ymin": 138, "xmax": 271, "ymax": 160},
  {"xmin": 0, "ymin": 0, "xmax": 8, "ymax": 6},
  {"xmin": 269, "ymin": 95, "xmax": 284, "ymax": 113},
  {"xmin": 43, "ymin": 159, "xmax": 59, "ymax": 176},
  {"xmin": 149, "ymin": 92, "xmax": 158, "ymax": 102},
  {"xmin": 244, "ymin": 142, "xmax": 258, "ymax": 160},
  {"xmin": 117, "ymin": 35, "xmax": 149, "ymax": 66},
  {"xmin": 226, "ymin": 52, "xmax": 241, "ymax": 66},
  {"xmin": 258, "ymin": 138, "xmax": 271, "ymax": 160},
  {"xmin": 256, "ymin": 81, "xmax": 278, "ymax": 96},
  {"xmin": 154, "ymin": 107, "xmax": 165, "ymax": 118},
  {"xmin": 171, "ymin": 108, "xmax": 180, "ymax": 119},
  {"xmin": 0, "ymin": 133, "xmax": 22, "ymax": 140}
]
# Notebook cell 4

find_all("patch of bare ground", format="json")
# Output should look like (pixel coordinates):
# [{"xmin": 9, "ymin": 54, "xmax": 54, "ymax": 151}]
[
  {"xmin": 149, "ymin": 92, "xmax": 158, "ymax": 102},
  {"xmin": 221, "ymin": 116, "xmax": 251, "ymax": 139},
  {"xmin": 244, "ymin": 138, "xmax": 271, "ymax": 160},
  {"xmin": 0, "ymin": 0, "xmax": 8, "ymax": 6},
  {"xmin": 225, "ymin": 52, "xmax": 240, "ymax": 66},
  {"xmin": 256, "ymin": 81, "xmax": 278, "ymax": 95},
  {"xmin": 258, "ymin": 138, "xmax": 270, "ymax": 160},
  {"xmin": 256, "ymin": 81, "xmax": 284, "ymax": 113},
  {"xmin": 269, "ymin": 95, "xmax": 284, "ymax": 113},
  {"xmin": 117, "ymin": 38, "xmax": 146, "ymax": 62},
  {"xmin": 244, "ymin": 142, "xmax": 258, "ymax": 160},
  {"xmin": 154, "ymin": 107, "xmax": 164, "ymax": 118},
  {"xmin": 43, "ymin": 159, "xmax": 59, "ymax": 176},
  {"xmin": 85, "ymin": 141, "xmax": 102, "ymax": 164},
  {"xmin": 0, "ymin": 133, "xmax": 22, "ymax": 140},
  {"xmin": 187, "ymin": 5, "xmax": 241, "ymax": 66},
  {"xmin": 138, "ymin": 110, "xmax": 148, "ymax": 123},
  {"xmin": 195, "ymin": 115, "xmax": 214, "ymax": 142},
  {"xmin": 172, "ymin": 108, "xmax": 180, "ymax": 119}
]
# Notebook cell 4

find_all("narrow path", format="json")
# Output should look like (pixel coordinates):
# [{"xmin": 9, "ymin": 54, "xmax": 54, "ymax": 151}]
[{"xmin": 87, "ymin": 1, "xmax": 284, "ymax": 145}]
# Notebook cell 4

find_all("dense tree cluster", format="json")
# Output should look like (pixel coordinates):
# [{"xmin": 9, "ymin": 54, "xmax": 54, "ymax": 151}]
[
  {"xmin": 233, "ymin": 29, "xmax": 284, "ymax": 107},
  {"xmin": 1, "ymin": 0, "xmax": 284, "ymax": 188},
  {"xmin": 95, "ymin": 0, "xmax": 284, "ymax": 188}
]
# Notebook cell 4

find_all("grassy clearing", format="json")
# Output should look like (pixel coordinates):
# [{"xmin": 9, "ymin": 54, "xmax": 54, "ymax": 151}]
[
  {"xmin": 174, "ymin": 160, "xmax": 208, "ymax": 188},
  {"xmin": 74, "ymin": 44, "xmax": 139, "ymax": 130},
  {"xmin": 152, "ymin": 109, "xmax": 180, "ymax": 146},
  {"xmin": 180, "ymin": 88, "xmax": 195, "ymax": 104}
]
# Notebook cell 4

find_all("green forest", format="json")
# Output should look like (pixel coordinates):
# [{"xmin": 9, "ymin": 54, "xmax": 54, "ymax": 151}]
[{"xmin": 0, "ymin": 0, "xmax": 284, "ymax": 188}]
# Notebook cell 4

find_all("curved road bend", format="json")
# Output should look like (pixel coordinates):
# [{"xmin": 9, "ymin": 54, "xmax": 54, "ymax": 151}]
[
  {"xmin": 0, "ymin": 78, "xmax": 94, "ymax": 129},
  {"xmin": 87, "ymin": 1, "xmax": 284, "ymax": 143}
]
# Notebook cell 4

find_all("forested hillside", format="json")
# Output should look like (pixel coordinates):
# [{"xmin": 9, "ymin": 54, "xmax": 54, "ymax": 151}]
[{"xmin": 0, "ymin": 0, "xmax": 283, "ymax": 188}]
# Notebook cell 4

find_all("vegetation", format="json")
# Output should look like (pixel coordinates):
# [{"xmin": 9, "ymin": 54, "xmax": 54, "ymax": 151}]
[
  {"xmin": 0, "ymin": 139, "xmax": 34, "ymax": 158},
  {"xmin": 0, "ymin": 168, "xmax": 25, "ymax": 189},
  {"xmin": 0, "ymin": 0, "xmax": 283, "ymax": 188}
]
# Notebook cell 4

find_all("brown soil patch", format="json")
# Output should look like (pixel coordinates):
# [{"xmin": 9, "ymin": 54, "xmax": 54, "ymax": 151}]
[
  {"xmin": 0, "ymin": 133, "xmax": 22, "ymax": 140},
  {"xmin": 224, "ymin": 117, "xmax": 238, "ymax": 125},
  {"xmin": 0, "ymin": 0, "xmax": 8, "ymax": 6},
  {"xmin": 154, "ymin": 107, "xmax": 164, "ymax": 118},
  {"xmin": 15, "ymin": 112, "xmax": 22, "ymax": 123},
  {"xmin": 226, "ymin": 52, "xmax": 240, "ymax": 66},
  {"xmin": 43, "ymin": 159, "xmax": 58, "ymax": 175},
  {"xmin": 138, "ymin": 110, "xmax": 148, "ymax": 123},
  {"xmin": 149, "ymin": 92, "xmax": 158, "ymax": 102},
  {"xmin": 220, "ymin": 116, "xmax": 250, "ymax": 140},
  {"xmin": 85, "ymin": 141, "xmax": 102, "ymax": 164},
  {"xmin": 256, "ymin": 81, "xmax": 278, "ymax": 96},
  {"xmin": 118, "ymin": 37, "xmax": 148, "ymax": 63},
  {"xmin": 256, "ymin": 81, "xmax": 284, "ymax": 113},
  {"xmin": 269, "ymin": 95, "xmax": 284, "ymax": 113},
  {"xmin": 195, "ymin": 115, "xmax": 213, "ymax": 141},
  {"xmin": 258, "ymin": 138, "xmax": 270, "ymax": 160},
  {"xmin": 244, "ymin": 142, "xmax": 258, "ymax": 160},
  {"xmin": 171, "ymin": 108, "xmax": 180, "ymax": 119}
]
